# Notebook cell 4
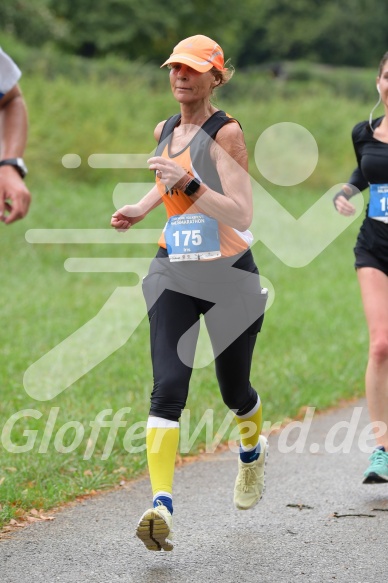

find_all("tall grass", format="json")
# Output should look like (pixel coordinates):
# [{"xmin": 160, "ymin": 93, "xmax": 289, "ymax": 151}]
[{"xmin": 0, "ymin": 40, "xmax": 375, "ymax": 527}]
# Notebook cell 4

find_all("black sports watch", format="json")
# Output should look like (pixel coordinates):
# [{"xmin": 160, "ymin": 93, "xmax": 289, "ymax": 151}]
[
  {"xmin": 0, "ymin": 158, "xmax": 28, "ymax": 179},
  {"xmin": 184, "ymin": 177, "xmax": 201, "ymax": 196}
]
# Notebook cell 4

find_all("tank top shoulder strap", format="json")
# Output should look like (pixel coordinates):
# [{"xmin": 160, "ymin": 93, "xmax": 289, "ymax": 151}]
[
  {"xmin": 200, "ymin": 110, "xmax": 242, "ymax": 139},
  {"xmin": 156, "ymin": 111, "xmax": 241, "ymax": 155},
  {"xmin": 189, "ymin": 111, "xmax": 242, "ymax": 194},
  {"xmin": 189, "ymin": 110, "xmax": 241, "ymax": 165},
  {"xmin": 155, "ymin": 114, "xmax": 181, "ymax": 155}
]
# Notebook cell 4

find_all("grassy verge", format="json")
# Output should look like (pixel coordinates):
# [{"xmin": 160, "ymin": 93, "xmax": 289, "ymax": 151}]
[{"xmin": 0, "ymin": 55, "xmax": 373, "ymax": 527}]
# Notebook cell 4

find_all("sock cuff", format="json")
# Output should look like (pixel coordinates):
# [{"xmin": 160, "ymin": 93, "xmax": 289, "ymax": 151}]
[
  {"xmin": 240, "ymin": 441, "xmax": 260, "ymax": 453},
  {"xmin": 235, "ymin": 397, "xmax": 261, "ymax": 420},
  {"xmin": 147, "ymin": 416, "xmax": 179, "ymax": 429},
  {"xmin": 239, "ymin": 441, "xmax": 261, "ymax": 463},
  {"xmin": 153, "ymin": 491, "xmax": 172, "ymax": 502},
  {"xmin": 153, "ymin": 493, "xmax": 174, "ymax": 514},
  {"xmin": 375, "ymin": 445, "xmax": 386, "ymax": 452}
]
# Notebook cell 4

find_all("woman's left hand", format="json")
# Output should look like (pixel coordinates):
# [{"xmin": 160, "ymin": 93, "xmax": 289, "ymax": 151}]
[{"xmin": 148, "ymin": 156, "xmax": 187, "ymax": 189}]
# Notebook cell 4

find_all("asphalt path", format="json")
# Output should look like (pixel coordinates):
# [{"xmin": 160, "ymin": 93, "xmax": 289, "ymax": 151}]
[{"xmin": 1, "ymin": 398, "xmax": 388, "ymax": 583}]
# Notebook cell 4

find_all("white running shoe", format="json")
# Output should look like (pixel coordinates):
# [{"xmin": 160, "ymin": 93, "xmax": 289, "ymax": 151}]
[
  {"xmin": 234, "ymin": 435, "xmax": 268, "ymax": 510},
  {"xmin": 136, "ymin": 503, "xmax": 173, "ymax": 551}
]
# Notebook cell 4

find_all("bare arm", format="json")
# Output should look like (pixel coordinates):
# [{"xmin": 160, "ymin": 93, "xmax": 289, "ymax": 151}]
[
  {"xmin": 111, "ymin": 121, "xmax": 167, "ymax": 230},
  {"xmin": 0, "ymin": 84, "xmax": 31, "ymax": 224},
  {"xmin": 0, "ymin": 84, "xmax": 28, "ymax": 157},
  {"xmin": 111, "ymin": 183, "xmax": 163, "ymax": 230},
  {"xmin": 193, "ymin": 123, "xmax": 252, "ymax": 231}
]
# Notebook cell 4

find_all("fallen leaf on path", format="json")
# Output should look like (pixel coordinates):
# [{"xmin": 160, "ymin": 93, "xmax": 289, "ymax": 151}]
[
  {"xmin": 39, "ymin": 515, "xmax": 55, "ymax": 521},
  {"xmin": 287, "ymin": 503, "xmax": 314, "ymax": 510}
]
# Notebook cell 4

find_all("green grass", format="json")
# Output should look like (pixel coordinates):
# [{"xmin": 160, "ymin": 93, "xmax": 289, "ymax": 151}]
[{"xmin": 0, "ymin": 45, "xmax": 374, "ymax": 527}]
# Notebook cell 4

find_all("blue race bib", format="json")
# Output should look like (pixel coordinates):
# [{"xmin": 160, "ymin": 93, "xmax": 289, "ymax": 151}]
[
  {"xmin": 164, "ymin": 213, "xmax": 221, "ymax": 261},
  {"xmin": 368, "ymin": 184, "xmax": 388, "ymax": 219}
]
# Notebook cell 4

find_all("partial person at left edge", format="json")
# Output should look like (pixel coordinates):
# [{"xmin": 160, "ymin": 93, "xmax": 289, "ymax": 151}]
[{"xmin": 0, "ymin": 47, "xmax": 30, "ymax": 224}]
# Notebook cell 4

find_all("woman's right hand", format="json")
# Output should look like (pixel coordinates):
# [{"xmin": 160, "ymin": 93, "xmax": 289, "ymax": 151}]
[
  {"xmin": 333, "ymin": 184, "xmax": 357, "ymax": 216},
  {"xmin": 333, "ymin": 194, "xmax": 356, "ymax": 216},
  {"xmin": 111, "ymin": 205, "xmax": 146, "ymax": 231}
]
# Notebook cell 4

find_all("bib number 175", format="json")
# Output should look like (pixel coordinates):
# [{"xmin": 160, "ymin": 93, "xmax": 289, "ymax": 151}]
[
  {"xmin": 172, "ymin": 229, "xmax": 202, "ymax": 248},
  {"xmin": 164, "ymin": 213, "xmax": 221, "ymax": 261}
]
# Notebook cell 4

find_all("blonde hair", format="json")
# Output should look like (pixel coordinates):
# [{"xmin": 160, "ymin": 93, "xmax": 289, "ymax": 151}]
[{"xmin": 211, "ymin": 59, "xmax": 235, "ymax": 87}]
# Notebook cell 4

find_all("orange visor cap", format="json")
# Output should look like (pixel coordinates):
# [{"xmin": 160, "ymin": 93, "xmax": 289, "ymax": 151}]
[{"xmin": 161, "ymin": 35, "xmax": 226, "ymax": 73}]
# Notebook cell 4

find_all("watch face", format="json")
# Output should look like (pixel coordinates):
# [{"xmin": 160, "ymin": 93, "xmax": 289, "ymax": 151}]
[{"xmin": 185, "ymin": 178, "xmax": 201, "ymax": 196}]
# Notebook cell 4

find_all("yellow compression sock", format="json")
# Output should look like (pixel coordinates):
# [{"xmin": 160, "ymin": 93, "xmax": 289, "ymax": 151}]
[
  {"xmin": 146, "ymin": 417, "xmax": 180, "ymax": 497},
  {"xmin": 235, "ymin": 400, "xmax": 263, "ymax": 451}
]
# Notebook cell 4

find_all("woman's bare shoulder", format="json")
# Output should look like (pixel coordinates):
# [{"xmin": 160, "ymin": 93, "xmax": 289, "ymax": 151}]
[
  {"xmin": 154, "ymin": 120, "xmax": 166, "ymax": 142},
  {"xmin": 213, "ymin": 120, "xmax": 247, "ymax": 163}
]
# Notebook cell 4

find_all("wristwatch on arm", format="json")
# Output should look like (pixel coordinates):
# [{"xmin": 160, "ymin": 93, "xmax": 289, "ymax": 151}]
[
  {"xmin": 184, "ymin": 177, "xmax": 201, "ymax": 196},
  {"xmin": 0, "ymin": 158, "xmax": 28, "ymax": 178}
]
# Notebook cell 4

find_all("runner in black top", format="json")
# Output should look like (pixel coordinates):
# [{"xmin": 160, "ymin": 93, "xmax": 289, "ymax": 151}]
[{"xmin": 333, "ymin": 52, "xmax": 388, "ymax": 483}]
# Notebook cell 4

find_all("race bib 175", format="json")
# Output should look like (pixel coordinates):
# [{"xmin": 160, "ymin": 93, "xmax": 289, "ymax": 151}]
[{"xmin": 164, "ymin": 213, "xmax": 221, "ymax": 261}]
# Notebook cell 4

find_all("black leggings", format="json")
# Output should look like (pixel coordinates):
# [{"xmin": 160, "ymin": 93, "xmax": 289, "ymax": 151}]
[{"xmin": 142, "ymin": 248, "xmax": 267, "ymax": 422}]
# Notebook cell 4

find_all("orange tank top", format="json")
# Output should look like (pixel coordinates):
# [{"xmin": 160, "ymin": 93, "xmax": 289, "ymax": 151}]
[{"xmin": 155, "ymin": 111, "xmax": 253, "ymax": 258}]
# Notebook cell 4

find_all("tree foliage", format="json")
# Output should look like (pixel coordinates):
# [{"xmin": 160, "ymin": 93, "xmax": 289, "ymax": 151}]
[
  {"xmin": 1, "ymin": 0, "xmax": 387, "ymax": 69},
  {"xmin": 239, "ymin": 0, "xmax": 388, "ymax": 68},
  {"xmin": 46, "ymin": 0, "xmax": 259, "ymax": 65},
  {"xmin": 0, "ymin": 0, "xmax": 67, "ymax": 48}
]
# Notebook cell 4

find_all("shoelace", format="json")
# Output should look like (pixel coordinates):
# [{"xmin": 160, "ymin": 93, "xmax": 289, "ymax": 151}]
[
  {"xmin": 238, "ymin": 465, "xmax": 258, "ymax": 492},
  {"xmin": 369, "ymin": 449, "xmax": 388, "ymax": 468}
]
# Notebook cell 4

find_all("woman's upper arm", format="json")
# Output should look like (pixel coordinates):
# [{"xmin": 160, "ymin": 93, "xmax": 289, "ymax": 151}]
[
  {"xmin": 212, "ymin": 122, "xmax": 251, "ymax": 199},
  {"xmin": 214, "ymin": 122, "xmax": 249, "ymax": 167},
  {"xmin": 154, "ymin": 120, "xmax": 166, "ymax": 142},
  {"xmin": 0, "ymin": 83, "xmax": 23, "ymax": 108}
]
